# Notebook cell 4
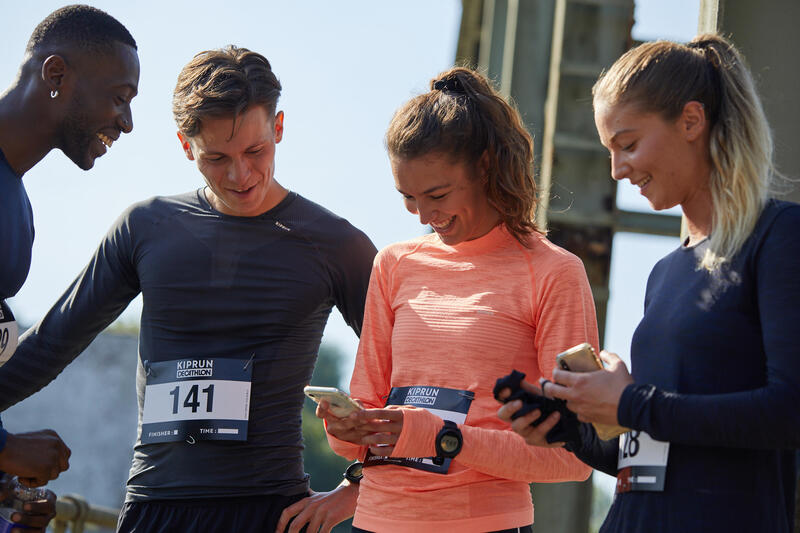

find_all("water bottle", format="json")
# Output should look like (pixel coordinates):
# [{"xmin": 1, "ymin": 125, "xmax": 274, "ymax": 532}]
[{"xmin": 0, "ymin": 476, "xmax": 48, "ymax": 532}]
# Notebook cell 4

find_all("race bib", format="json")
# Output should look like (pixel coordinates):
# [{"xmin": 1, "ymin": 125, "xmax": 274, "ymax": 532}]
[
  {"xmin": 0, "ymin": 300, "xmax": 18, "ymax": 365},
  {"xmin": 364, "ymin": 385, "xmax": 474, "ymax": 474},
  {"xmin": 141, "ymin": 357, "xmax": 252, "ymax": 444},
  {"xmin": 616, "ymin": 430, "xmax": 670, "ymax": 492}
]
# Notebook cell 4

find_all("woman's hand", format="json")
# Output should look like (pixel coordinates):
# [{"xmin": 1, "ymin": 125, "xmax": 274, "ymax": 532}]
[
  {"xmin": 545, "ymin": 350, "xmax": 633, "ymax": 425},
  {"xmin": 496, "ymin": 381, "xmax": 564, "ymax": 448},
  {"xmin": 316, "ymin": 401, "xmax": 405, "ymax": 455}
]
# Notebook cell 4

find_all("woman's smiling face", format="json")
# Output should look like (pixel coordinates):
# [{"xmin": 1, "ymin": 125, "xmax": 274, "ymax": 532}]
[
  {"xmin": 391, "ymin": 152, "xmax": 500, "ymax": 245},
  {"xmin": 594, "ymin": 100, "xmax": 710, "ymax": 213}
]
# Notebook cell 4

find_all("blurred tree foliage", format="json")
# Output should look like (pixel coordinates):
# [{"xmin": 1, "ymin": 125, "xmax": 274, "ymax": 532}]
[
  {"xmin": 301, "ymin": 343, "xmax": 355, "ymax": 531},
  {"xmin": 303, "ymin": 343, "xmax": 352, "ymax": 490}
]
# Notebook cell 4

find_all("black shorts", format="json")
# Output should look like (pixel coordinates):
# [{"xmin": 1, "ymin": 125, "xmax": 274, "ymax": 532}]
[{"xmin": 117, "ymin": 493, "xmax": 309, "ymax": 533}]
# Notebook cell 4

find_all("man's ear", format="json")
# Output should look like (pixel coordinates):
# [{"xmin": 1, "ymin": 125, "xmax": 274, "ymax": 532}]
[
  {"xmin": 274, "ymin": 111, "xmax": 284, "ymax": 143},
  {"xmin": 680, "ymin": 100, "xmax": 707, "ymax": 142},
  {"xmin": 177, "ymin": 131, "xmax": 194, "ymax": 160},
  {"xmin": 41, "ymin": 55, "xmax": 68, "ymax": 96}
]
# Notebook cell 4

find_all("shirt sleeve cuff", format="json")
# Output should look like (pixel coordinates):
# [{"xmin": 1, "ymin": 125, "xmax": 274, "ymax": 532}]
[
  {"xmin": 390, "ymin": 407, "xmax": 442, "ymax": 458},
  {"xmin": 617, "ymin": 382, "xmax": 656, "ymax": 428}
]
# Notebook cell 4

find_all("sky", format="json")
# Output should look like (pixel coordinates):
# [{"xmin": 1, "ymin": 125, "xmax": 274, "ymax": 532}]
[{"xmin": 2, "ymin": 0, "xmax": 700, "ymax": 504}]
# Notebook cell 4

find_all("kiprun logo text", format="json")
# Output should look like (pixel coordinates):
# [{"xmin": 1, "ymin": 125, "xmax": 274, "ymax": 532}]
[
  {"xmin": 405, "ymin": 386, "xmax": 439, "ymax": 406},
  {"xmin": 176, "ymin": 359, "xmax": 214, "ymax": 378}
]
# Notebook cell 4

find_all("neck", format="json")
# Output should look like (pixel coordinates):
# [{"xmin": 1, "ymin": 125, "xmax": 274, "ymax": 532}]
[
  {"xmin": 681, "ymin": 191, "xmax": 713, "ymax": 246},
  {"xmin": 0, "ymin": 83, "xmax": 58, "ymax": 176}
]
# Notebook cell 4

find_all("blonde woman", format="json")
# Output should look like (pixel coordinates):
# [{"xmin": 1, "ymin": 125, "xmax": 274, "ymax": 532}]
[{"xmin": 500, "ymin": 34, "xmax": 800, "ymax": 532}]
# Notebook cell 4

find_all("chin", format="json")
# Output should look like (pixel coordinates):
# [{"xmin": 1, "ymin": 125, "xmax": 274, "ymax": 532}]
[{"xmin": 63, "ymin": 146, "xmax": 96, "ymax": 171}]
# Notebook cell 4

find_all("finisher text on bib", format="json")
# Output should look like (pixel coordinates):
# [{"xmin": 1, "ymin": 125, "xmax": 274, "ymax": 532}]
[
  {"xmin": 364, "ymin": 385, "xmax": 474, "ymax": 474},
  {"xmin": 616, "ymin": 430, "xmax": 669, "ymax": 492},
  {"xmin": 141, "ymin": 357, "xmax": 252, "ymax": 444}
]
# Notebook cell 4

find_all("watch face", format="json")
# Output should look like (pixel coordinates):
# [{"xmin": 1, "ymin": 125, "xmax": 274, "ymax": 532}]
[
  {"xmin": 441, "ymin": 434, "xmax": 460, "ymax": 453},
  {"xmin": 345, "ymin": 461, "xmax": 363, "ymax": 482},
  {"xmin": 348, "ymin": 462, "xmax": 363, "ymax": 478}
]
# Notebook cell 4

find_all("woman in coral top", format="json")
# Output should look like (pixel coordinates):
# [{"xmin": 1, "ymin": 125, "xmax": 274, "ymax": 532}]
[{"xmin": 317, "ymin": 67, "xmax": 597, "ymax": 533}]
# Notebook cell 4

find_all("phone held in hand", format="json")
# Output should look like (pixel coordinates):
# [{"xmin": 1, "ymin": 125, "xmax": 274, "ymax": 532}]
[
  {"xmin": 303, "ymin": 386, "xmax": 362, "ymax": 418},
  {"xmin": 554, "ymin": 343, "xmax": 628, "ymax": 441},
  {"xmin": 556, "ymin": 342, "xmax": 603, "ymax": 372}
]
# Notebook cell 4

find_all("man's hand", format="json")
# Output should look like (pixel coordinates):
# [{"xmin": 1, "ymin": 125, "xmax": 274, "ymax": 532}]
[
  {"xmin": 275, "ymin": 482, "xmax": 358, "ymax": 533},
  {"xmin": 0, "ymin": 430, "xmax": 71, "ymax": 486},
  {"xmin": 0, "ymin": 475, "xmax": 57, "ymax": 533}
]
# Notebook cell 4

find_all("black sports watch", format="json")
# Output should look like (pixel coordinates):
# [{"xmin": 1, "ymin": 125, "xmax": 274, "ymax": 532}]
[
  {"xmin": 344, "ymin": 461, "xmax": 363, "ymax": 484},
  {"xmin": 435, "ymin": 420, "xmax": 463, "ymax": 459}
]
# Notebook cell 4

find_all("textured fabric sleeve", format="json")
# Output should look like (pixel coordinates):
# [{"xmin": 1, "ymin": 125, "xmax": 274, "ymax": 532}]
[
  {"xmin": 325, "ymin": 253, "xmax": 391, "ymax": 460},
  {"xmin": 618, "ymin": 207, "xmax": 800, "ymax": 448},
  {"xmin": 389, "ymin": 250, "xmax": 596, "ymax": 482},
  {"xmin": 329, "ymin": 226, "xmax": 378, "ymax": 338},
  {"xmin": 390, "ymin": 407, "xmax": 591, "ymax": 482},
  {"xmin": 0, "ymin": 208, "xmax": 141, "ymax": 411},
  {"xmin": 564, "ymin": 423, "xmax": 620, "ymax": 477}
]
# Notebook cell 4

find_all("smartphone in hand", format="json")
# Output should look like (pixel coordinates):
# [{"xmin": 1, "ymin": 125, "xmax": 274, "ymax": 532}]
[
  {"xmin": 303, "ymin": 386, "xmax": 363, "ymax": 418},
  {"xmin": 556, "ymin": 343, "xmax": 603, "ymax": 372},
  {"xmin": 554, "ymin": 343, "xmax": 627, "ymax": 440}
]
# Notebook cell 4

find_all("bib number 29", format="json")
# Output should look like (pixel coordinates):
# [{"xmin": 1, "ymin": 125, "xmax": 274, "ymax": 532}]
[{"xmin": 170, "ymin": 384, "xmax": 214, "ymax": 414}]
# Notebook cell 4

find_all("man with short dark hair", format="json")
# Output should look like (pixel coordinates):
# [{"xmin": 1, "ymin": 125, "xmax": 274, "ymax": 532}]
[
  {"xmin": 0, "ymin": 45, "xmax": 374, "ymax": 533},
  {"xmin": 0, "ymin": 5, "xmax": 139, "ymax": 530}
]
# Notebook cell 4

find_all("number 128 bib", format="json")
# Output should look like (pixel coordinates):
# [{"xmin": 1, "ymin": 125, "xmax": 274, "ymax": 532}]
[
  {"xmin": 616, "ymin": 430, "xmax": 669, "ymax": 492},
  {"xmin": 141, "ymin": 357, "xmax": 252, "ymax": 444}
]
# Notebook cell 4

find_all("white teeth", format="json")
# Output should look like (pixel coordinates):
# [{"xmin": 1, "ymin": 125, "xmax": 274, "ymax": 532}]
[
  {"xmin": 97, "ymin": 133, "xmax": 113, "ymax": 148},
  {"xmin": 430, "ymin": 216, "xmax": 455, "ymax": 230},
  {"xmin": 637, "ymin": 176, "xmax": 652, "ymax": 188}
]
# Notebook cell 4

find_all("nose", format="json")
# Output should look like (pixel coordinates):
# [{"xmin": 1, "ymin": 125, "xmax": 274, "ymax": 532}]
[
  {"xmin": 610, "ymin": 152, "xmax": 628, "ymax": 182},
  {"xmin": 228, "ymin": 157, "xmax": 251, "ymax": 185},
  {"xmin": 416, "ymin": 201, "xmax": 437, "ymax": 226},
  {"xmin": 118, "ymin": 106, "xmax": 133, "ymax": 134}
]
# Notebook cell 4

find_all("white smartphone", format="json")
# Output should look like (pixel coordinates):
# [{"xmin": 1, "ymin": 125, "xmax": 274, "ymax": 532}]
[{"xmin": 303, "ymin": 386, "xmax": 363, "ymax": 418}]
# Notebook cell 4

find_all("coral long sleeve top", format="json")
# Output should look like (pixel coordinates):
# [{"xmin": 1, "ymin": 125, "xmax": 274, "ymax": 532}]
[{"xmin": 328, "ymin": 225, "xmax": 597, "ymax": 532}]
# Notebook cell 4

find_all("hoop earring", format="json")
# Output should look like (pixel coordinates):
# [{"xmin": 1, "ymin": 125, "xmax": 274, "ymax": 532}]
[{"xmin": 50, "ymin": 90, "xmax": 59, "ymax": 99}]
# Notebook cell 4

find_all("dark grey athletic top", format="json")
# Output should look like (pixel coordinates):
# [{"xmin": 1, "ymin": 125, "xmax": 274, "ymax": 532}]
[{"xmin": 0, "ymin": 189, "xmax": 376, "ymax": 501}]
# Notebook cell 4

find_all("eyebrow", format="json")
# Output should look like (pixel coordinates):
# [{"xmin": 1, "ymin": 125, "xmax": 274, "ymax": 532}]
[
  {"xmin": 396, "ymin": 184, "xmax": 450, "ymax": 196},
  {"xmin": 112, "ymin": 83, "xmax": 139, "ymax": 97},
  {"xmin": 201, "ymin": 141, "xmax": 267, "ymax": 156},
  {"xmin": 609, "ymin": 128, "xmax": 636, "ymax": 145}
]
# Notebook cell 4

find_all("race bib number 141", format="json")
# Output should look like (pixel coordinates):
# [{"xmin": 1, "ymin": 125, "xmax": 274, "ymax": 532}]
[{"xmin": 141, "ymin": 357, "xmax": 252, "ymax": 444}]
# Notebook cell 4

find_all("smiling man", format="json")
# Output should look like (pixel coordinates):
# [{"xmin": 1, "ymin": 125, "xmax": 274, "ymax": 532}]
[
  {"xmin": 0, "ymin": 5, "xmax": 138, "ymax": 531},
  {"xmin": 0, "ymin": 46, "xmax": 375, "ymax": 532}
]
